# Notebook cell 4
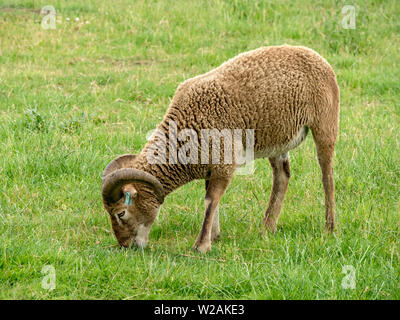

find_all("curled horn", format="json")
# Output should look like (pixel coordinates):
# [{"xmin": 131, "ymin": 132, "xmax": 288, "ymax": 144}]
[
  {"xmin": 101, "ymin": 155, "xmax": 165, "ymax": 205},
  {"xmin": 102, "ymin": 154, "xmax": 138, "ymax": 177}
]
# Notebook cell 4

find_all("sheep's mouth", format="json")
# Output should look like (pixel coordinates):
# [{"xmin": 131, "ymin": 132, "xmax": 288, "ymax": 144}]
[
  {"xmin": 119, "ymin": 239, "xmax": 135, "ymax": 249},
  {"xmin": 117, "ymin": 234, "xmax": 136, "ymax": 248},
  {"xmin": 119, "ymin": 239, "xmax": 145, "ymax": 250}
]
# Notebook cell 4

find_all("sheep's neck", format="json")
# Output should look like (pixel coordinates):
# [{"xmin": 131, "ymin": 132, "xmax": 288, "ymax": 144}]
[
  {"xmin": 140, "ymin": 161, "xmax": 195, "ymax": 196},
  {"xmin": 133, "ymin": 144, "xmax": 205, "ymax": 196},
  {"xmin": 133, "ymin": 106, "xmax": 209, "ymax": 195}
]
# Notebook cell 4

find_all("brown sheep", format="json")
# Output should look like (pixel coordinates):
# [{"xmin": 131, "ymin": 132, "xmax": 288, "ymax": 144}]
[{"xmin": 101, "ymin": 45, "xmax": 340, "ymax": 253}]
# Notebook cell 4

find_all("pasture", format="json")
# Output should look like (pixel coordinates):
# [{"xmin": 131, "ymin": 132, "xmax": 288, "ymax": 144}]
[{"xmin": 0, "ymin": 0, "xmax": 399, "ymax": 299}]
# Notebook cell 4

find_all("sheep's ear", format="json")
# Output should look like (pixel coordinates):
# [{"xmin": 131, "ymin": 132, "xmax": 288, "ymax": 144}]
[
  {"xmin": 102, "ymin": 168, "xmax": 165, "ymax": 205},
  {"xmin": 122, "ymin": 184, "xmax": 138, "ymax": 205}
]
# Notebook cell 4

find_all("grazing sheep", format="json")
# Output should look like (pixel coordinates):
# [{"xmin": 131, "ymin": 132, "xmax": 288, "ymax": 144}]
[{"xmin": 101, "ymin": 45, "xmax": 340, "ymax": 253}]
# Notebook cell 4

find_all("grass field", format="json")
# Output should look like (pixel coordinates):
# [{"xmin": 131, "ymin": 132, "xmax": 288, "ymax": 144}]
[{"xmin": 0, "ymin": 0, "xmax": 399, "ymax": 299}]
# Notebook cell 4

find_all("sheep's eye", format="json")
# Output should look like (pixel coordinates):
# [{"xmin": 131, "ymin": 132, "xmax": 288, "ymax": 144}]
[{"xmin": 117, "ymin": 211, "xmax": 125, "ymax": 219}]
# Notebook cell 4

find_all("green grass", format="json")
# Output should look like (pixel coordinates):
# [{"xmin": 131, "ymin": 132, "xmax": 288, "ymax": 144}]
[{"xmin": 0, "ymin": 0, "xmax": 399, "ymax": 299}]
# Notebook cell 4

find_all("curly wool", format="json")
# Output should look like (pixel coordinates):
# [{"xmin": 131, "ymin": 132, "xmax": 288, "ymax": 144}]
[{"xmin": 133, "ymin": 45, "xmax": 340, "ymax": 194}]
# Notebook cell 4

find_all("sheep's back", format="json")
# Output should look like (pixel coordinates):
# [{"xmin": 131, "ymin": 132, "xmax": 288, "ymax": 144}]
[{"xmin": 168, "ymin": 45, "xmax": 338, "ymax": 154}]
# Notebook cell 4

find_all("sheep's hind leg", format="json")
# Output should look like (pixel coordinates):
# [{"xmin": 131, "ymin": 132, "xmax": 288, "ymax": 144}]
[
  {"xmin": 311, "ymin": 129, "xmax": 336, "ymax": 232},
  {"xmin": 263, "ymin": 153, "xmax": 290, "ymax": 233},
  {"xmin": 193, "ymin": 177, "xmax": 231, "ymax": 253}
]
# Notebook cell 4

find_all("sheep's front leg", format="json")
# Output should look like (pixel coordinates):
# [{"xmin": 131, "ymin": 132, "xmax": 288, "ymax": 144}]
[
  {"xmin": 205, "ymin": 180, "xmax": 220, "ymax": 242},
  {"xmin": 211, "ymin": 203, "xmax": 220, "ymax": 241},
  {"xmin": 193, "ymin": 177, "xmax": 231, "ymax": 253},
  {"xmin": 263, "ymin": 153, "xmax": 290, "ymax": 233}
]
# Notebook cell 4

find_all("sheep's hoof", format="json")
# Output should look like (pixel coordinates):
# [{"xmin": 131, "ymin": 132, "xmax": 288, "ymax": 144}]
[
  {"xmin": 325, "ymin": 222, "xmax": 335, "ymax": 233},
  {"xmin": 192, "ymin": 241, "xmax": 211, "ymax": 253},
  {"xmin": 211, "ymin": 232, "xmax": 220, "ymax": 242},
  {"xmin": 262, "ymin": 220, "xmax": 277, "ymax": 234}
]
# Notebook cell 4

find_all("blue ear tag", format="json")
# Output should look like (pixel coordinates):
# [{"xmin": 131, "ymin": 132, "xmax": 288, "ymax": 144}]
[{"xmin": 125, "ymin": 192, "xmax": 132, "ymax": 205}]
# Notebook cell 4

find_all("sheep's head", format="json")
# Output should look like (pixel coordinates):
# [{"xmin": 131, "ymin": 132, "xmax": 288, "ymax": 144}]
[{"xmin": 101, "ymin": 154, "xmax": 165, "ymax": 248}]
